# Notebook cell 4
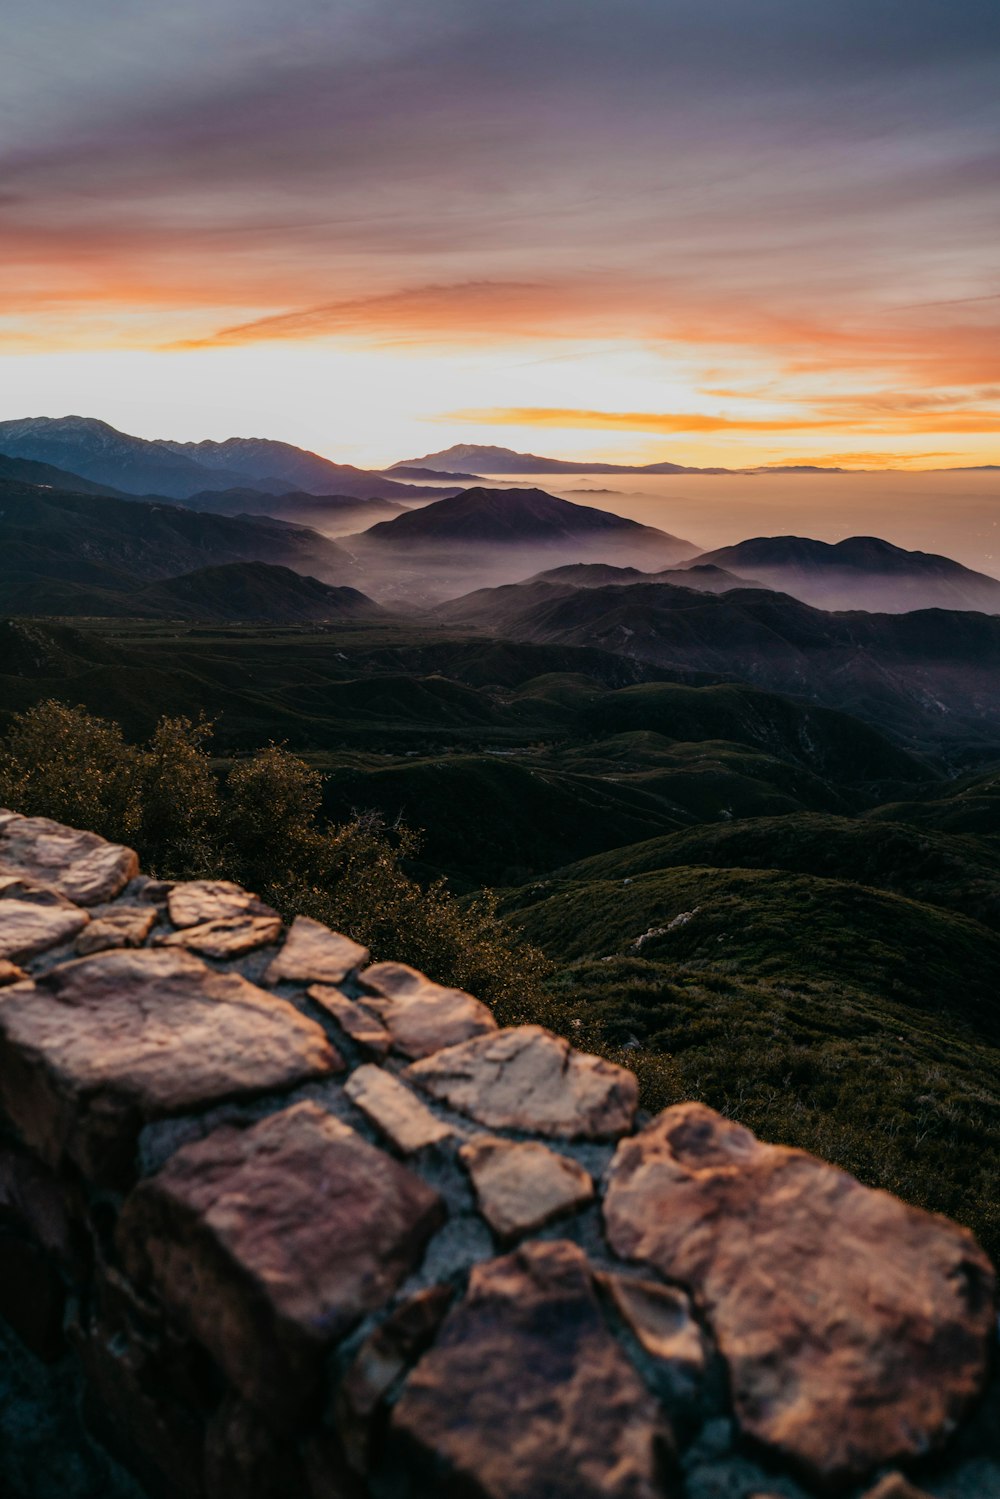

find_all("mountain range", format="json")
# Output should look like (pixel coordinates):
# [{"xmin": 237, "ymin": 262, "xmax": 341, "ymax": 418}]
[
  {"xmin": 0, "ymin": 482, "xmax": 358, "ymax": 613},
  {"xmin": 438, "ymin": 575, "xmax": 1000, "ymax": 754},
  {"xmin": 0, "ymin": 417, "xmax": 450, "ymax": 502}
]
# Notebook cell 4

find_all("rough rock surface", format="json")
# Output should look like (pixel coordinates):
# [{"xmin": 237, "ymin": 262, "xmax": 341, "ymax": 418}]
[
  {"xmin": 266, "ymin": 914, "xmax": 369, "ymax": 985},
  {"xmin": 344, "ymin": 1064, "xmax": 452, "ymax": 1153},
  {"xmin": 159, "ymin": 913, "xmax": 282, "ymax": 958},
  {"xmin": 0, "ymin": 811, "xmax": 138, "ymax": 904},
  {"xmin": 459, "ymin": 1135, "xmax": 593, "ymax": 1240},
  {"xmin": 117, "ymin": 1102, "xmax": 445, "ymax": 1411},
  {"xmin": 359, "ymin": 961, "xmax": 496, "ymax": 1058},
  {"xmin": 407, "ymin": 1024, "xmax": 638, "ymax": 1139},
  {"xmin": 75, "ymin": 905, "xmax": 157, "ymax": 955},
  {"xmin": 0, "ymin": 947, "xmax": 340, "ymax": 1182},
  {"xmin": 603, "ymin": 1101, "xmax": 996, "ymax": 1484},
  {"xmin": 0, "ymin": 895, "xmax": 89, "ymax": 962},
  {"xmin": 166, "ymin": 880, "xmax": 277, "ymax": 929},
  {"xmin": 391, "ymin": 1239, "xmax": 673, "ymax": 1499},
  {"xmin": 0, "ymin": 812, "xmax": 997, "ymax": 1499},
  {"xmin": 309, "ymin": 985, "xmax": 390, "ymax": 1057}
]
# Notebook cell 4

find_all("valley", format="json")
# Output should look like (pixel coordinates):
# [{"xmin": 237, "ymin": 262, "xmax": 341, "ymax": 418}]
[{"xmin": 1, "ymin": 436, "xmax": 999, "ymax": 1257}]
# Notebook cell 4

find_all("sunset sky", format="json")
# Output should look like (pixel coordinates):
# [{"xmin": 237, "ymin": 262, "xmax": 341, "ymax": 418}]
[{"xmin": 1, "ymin": 0, "xmax": 998, "ymax": 470}]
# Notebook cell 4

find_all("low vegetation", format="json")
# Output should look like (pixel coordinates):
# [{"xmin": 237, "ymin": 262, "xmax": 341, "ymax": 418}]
[{"xmin": 0, "ymin": 700, "xmax": 548, "ymax": 1014}]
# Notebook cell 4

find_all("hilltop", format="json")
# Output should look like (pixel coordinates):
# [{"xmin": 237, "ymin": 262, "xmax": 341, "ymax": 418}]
[{"xmin": 691, "ymin": 535, "xmax": 1000, "ymax": 613}]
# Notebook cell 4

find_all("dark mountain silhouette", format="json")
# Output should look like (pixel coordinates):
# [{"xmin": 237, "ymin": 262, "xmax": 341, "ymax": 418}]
[
  {"xmin": 0, "ymin": 417, "xmax": 454, "ymax": 502},
  {"xmin": 0, "ymin": 452, "xmax": 130, "ymax": 496},
  {"xmin": 122, "ymin": 562, "xmax": 385, "ymax": 623},
  {"xmin": 356, "ymin": 487, "xmax": 696, "ymax": 556},
  {"xmin": 691, "ymin": 536, "xmax": 1000, "ymax": 614},
  {"xmin": 438, "ymin": 575, "xmax": 1000, "ymax": 753},
  {"xmin": 0, "ymin": 482, "xmax": 356, "ymax": 613},
  {"xmin": 179, "ymin": 487, "xmax": 404, "ymax": 535},
  {"xmin": 527, "ymin": 561, "xmax": 758, "ymax": 592},
  {"xmin": 158, "ymin": 435, "xmax": 456, "ymax": 500}
]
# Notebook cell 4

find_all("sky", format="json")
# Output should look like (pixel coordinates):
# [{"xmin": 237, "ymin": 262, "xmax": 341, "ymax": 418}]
[{"xmin": 1, "ymin": 0, "xmax": 998, "ymax": 470}]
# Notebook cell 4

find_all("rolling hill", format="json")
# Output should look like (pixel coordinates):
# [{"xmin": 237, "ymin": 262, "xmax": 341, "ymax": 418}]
[
  {"xmin": 439, "ymin": 575, "xmax": 1000, "ymax": 754},
  {"xmin": 121, "ymin": 562, "xmax": 386, "ymax": 624},
  {"xmin": 691, "ymin": 535, "xmax": 1000, "ymax": 613},
  {"xmin": 0, "ymin": 483, "xmax": 357, "ymax": 611}
]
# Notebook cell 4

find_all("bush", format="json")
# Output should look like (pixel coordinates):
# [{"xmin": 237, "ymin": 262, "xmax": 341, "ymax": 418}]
[{"xmin": 0, "ymin": 700, "xmax": 549, "ymax": 1014}]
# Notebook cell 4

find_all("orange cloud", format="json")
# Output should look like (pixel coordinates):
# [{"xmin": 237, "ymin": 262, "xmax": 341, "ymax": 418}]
[{"xmin": 443, "ymin": 404, "xmax": 1000, "ymax": 436}]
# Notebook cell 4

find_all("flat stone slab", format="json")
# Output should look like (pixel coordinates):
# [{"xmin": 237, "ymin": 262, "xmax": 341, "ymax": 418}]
[
  {"xmin": 0, "ymin": 812, "xmax": 138, "ymax": 905},
  {"xmin": 0, "ymin": 947, "xmax": 341, "ymax": 1183},
  {"xmin": 0, "ymin": 894, "xmax": 89, "ymax": 962},
  {"xmin": 167, "ymin": 880, "xmax": 277, "ymax": 928},
  {"xmin": 117, "ymin": 1101, "xmax": 445, "ymax": 1412},
  {"xmin": 266, "ymin": 915, "xmax": 369, "ymax": 986},
  {"xmin": 159, "ymin": 913, "xmax": 282, "ymax": 959},
  {"xmin": 603, "ymin": 1102, "xmax": 997, "ymax": 1485},
  {"xmin": 75, "ymin": 905, "xmax": 157, "ymax": 955},
  {"xmin": 406, "ymin": 1025, "xmax": 638, "ymax": 1140},
  {"xmin": 309, "ymin": 985, "xmax": 390, "ymax": 1057},
  {"xmin": 345, "ymin": 1064, "xmax": 452, "ymax": 1153},
  {"xmin": 390, "ymin": 1239, "xmax": 673, "ymax": 1499},
  {"xmin": 359, "ymin": 961, "xmax": 497, "ymax": 1059},
  {"xmin": 459, "ymin": 1136, "xmax": 593, "ymax": 1240}
]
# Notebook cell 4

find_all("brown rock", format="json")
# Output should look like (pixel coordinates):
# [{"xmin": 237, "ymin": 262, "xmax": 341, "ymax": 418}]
[
  {"xmin": 390, "ymin": 1239, "xmax": 673, "ymax": 1499},
  {"xmin": 167, "ymin": 879, "xmax": 278, "ymax": 928},
  {"xmin": 0, "ymin": 958, "xmax": 27, "ymax": 985},
  {"xmin": 359, "ymin": 961, "xmax": 496, "ymax": 1059},
  {"xmin": 0, "ymin": 811, "xmax": 138, "ymax": 904},
  {"xmin": 407, "ymin": 1025, "xmax": 638, "ymax": 1140},
  {"xmin": 0, "ymin": 947, "xmax": 341, "ymax": 1183},
  {"xmin": 0, "ymin": 895, "xmax": 89, "ymax": 961},
  {"xmin": 159, "ymin": 913, "xmax": 282, "ymax": 959},
  {"xmin": 335, "ymin": 1285, "xmax": 453, "ymax": 1473},
  {"xmin": 459, "ymin": 1135, "xmax": 593, "ymax": 1240},
  {"xmin": 117, "ymin": 1101, "xmax": 446, "ymax": 1413},
  {"xmin": 75, "ymin": 904, "xmax": 157, "ymax": 955},
  {"xmin": 309, "ymin": 985, "xmax": 390, "ymax": 1057},
  {"xmin": 344, "ymin": 1064, "xmax": 452, "ymax": 1153},
  {"xmin": 603, "ymin": 1102, "xmax": 997, "ymax": 1485},
  {"xmin": 600, "ymin": 1274, "xmax": 706, "ymax": 1376},
  {"xmin": 266, "ymin": 914, "xmax": 368, "ymax": 986}
]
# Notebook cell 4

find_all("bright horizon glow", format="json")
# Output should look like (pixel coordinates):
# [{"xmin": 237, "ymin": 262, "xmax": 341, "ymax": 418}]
[{"xmin": 1, "ymin": 2, "xmax": 998, "ymax": 473}]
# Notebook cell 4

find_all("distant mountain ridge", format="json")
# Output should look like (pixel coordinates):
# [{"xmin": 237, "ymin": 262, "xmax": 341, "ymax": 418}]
[
  {"xmin": 389, "ymin": 443, "xmax": 708, "ymax": 475},
  {"xmin": 0, "ymin": 416, "xmax": 452, "ymax": 502},
  {"xmin": 692, "ymin": 535, "xmax": 1000, "ymax": 614}
]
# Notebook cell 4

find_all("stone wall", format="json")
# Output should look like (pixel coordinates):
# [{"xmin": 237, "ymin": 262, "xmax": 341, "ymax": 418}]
[{"xmin": 0, "ymin": 808, "xmax": 996, "ymax": 1499}]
